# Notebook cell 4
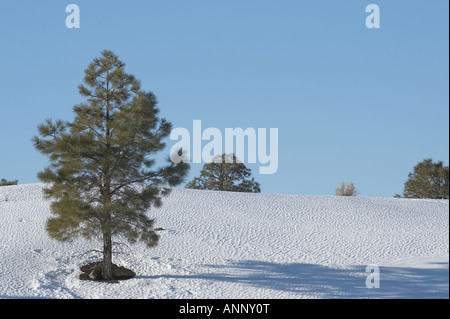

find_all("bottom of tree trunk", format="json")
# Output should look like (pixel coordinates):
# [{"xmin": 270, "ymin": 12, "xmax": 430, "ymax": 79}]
[{"xmin": 79, "ymin": 261, "xmax": 136, "ymax": 283}]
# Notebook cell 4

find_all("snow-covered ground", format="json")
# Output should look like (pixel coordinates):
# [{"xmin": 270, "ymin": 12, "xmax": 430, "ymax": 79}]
[{"xmin": 0, "ymin": 184, "xmax": 448, "ymax": 299}]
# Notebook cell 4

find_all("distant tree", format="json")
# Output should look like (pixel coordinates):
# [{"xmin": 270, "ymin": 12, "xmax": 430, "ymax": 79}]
[
  {"xmin": 335, "ymin": 181, "xmax": 358, "ymax": 196},
  {"xmin": 0, "ymin": 179, "xmax": 18, "ymax": 186},
  {"xmin": 401, "ymin": 159, "xmax": 449, "ymax": 199},
  {"xmin": 186, "ymin": 153, "xmax": 261, "ymax": 193},
  {"xmin": 33, "ymin": 50, "xmax": 189, "ymax": 280}
]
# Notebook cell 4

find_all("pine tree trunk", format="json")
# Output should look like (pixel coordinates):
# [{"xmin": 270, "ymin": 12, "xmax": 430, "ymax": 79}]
[
  {"xmin": 101, "ymin": 69, "xmax": 114, "ymax": 281},
  {"xmin": 102, "ymin": 234, "xmax": 114, "ymax": 280},
  {"xmin": 102, "ymin": 231, "xmax": 114, "ymax": 280}
]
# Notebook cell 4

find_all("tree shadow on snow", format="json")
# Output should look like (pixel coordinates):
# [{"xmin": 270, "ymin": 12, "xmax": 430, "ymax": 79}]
[{"xmin": 139, "ymin": 260, "xmax": 449, "ymax": 299}]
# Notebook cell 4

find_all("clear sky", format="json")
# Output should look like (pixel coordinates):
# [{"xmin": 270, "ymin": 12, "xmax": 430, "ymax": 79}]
[{"xmin": 0, "ymin": 0, "xmax": 448, "ymax": 197}]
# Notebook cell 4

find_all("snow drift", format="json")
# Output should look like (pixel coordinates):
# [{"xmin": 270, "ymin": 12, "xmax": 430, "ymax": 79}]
[{"xmin": 0, "ymin": 184, "xmax": 448, "ymax": 299}]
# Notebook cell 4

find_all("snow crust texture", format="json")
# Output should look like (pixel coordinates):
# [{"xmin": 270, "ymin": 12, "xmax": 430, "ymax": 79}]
[{"xmin": 0, "ymin": 184, "xmax": 448, "ymax": 299}]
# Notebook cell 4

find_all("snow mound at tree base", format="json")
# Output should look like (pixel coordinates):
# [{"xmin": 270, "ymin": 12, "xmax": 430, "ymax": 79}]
[{"xmin": 79, "ymin": 261, "xmax": 136, "ymax": 283}]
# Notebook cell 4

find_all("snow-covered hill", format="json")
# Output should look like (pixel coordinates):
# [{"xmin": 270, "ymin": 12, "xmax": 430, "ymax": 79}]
[{"xmin": 0, "ymin": 184, "xmax": 448, "ymax": 299}]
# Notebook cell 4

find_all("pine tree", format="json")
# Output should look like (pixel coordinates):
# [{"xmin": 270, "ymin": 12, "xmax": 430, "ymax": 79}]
[
  {"xmin": 402, "ymin": 158, "xmax": 449, "ymax": 199},
  {"xmin": 0, "ymin": 179, "xmax": 18, "ymax": 186},
  {"xmin": 33, "ymin": 50, "xmax": 189, "ymax": 280},
  {"xmin": 186, "ymin": 153, "xmax": 261, "ymax": 193}
]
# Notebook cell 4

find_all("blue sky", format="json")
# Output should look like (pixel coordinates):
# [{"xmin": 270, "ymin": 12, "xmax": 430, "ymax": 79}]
[{"xmin": 0, "ymin": 0, "xmax": 448, "ymax": 197}]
